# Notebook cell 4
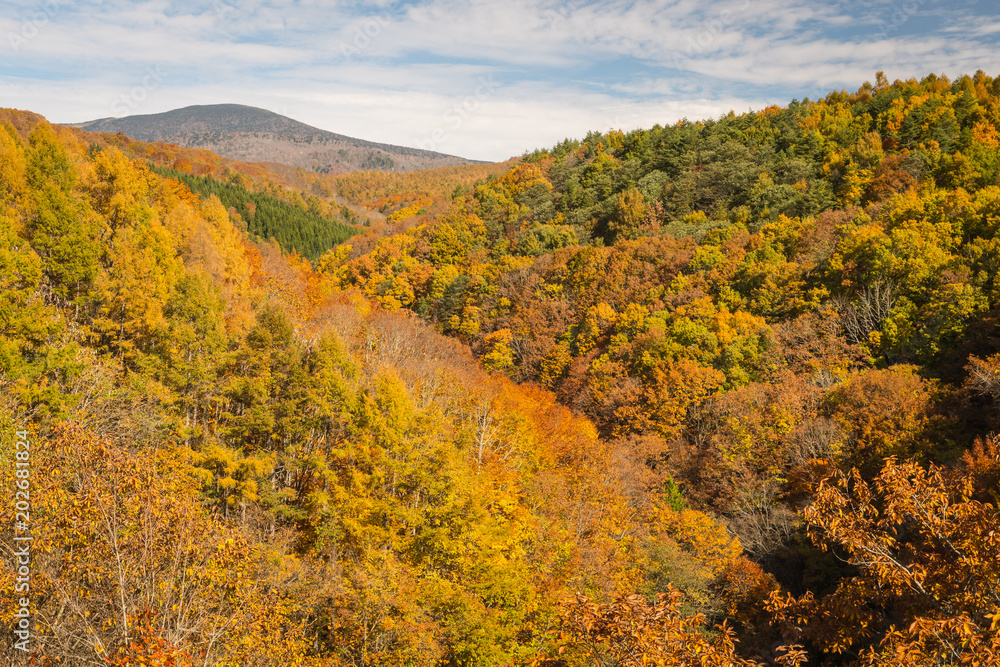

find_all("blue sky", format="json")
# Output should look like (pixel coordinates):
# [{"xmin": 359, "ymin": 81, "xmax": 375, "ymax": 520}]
[{"xmin": 1, "ymin": 0, "xmax": 999, "ymax": 161}]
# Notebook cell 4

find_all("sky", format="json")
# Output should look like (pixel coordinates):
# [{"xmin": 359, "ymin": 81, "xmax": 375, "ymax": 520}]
[{"xmin": 1, "ymin": 0, "xmax": 999, "ymax": 162}]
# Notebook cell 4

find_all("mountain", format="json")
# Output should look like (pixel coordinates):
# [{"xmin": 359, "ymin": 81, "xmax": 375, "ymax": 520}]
[{"xmin": 69, "ymin": 103, "xmax": 485, "ymax": 174}]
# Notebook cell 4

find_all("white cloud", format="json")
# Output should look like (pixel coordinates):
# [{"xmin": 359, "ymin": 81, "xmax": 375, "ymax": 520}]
[{"xmin": 2, "ymin": 0, "xmax": 999, "ymax": 161}]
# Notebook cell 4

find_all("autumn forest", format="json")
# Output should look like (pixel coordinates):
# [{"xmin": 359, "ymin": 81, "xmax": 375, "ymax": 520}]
[{"xmin": 3, "ymin": 71, "xmax": 1000, "ymax": 666}]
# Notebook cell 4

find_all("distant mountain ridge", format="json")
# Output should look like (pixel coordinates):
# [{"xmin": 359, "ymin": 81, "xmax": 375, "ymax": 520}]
[{"xmin": 70, "ymin": 104, "xmax": 485, "ymax": 174}]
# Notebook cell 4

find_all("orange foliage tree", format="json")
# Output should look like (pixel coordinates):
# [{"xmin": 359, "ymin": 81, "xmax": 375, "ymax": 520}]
[
  {"xmin": 769, "ymin": 451, "xmax": 1000, "ymax": 665},
  {"xmin": 535, "ymin": 587, "xmax": 806, "ymax": 667}
]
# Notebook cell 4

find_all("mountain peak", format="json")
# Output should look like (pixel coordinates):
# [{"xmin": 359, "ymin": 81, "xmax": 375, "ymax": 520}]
[{"xmin": 68, "ymin": 104, "xmax": 484, "ymax": 174}]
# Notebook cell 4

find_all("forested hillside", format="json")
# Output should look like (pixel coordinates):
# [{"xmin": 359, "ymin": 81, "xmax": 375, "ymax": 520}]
[
  {"xmin": 0, "ymin": 112, "xmax": 778, "ymax": 665},
  {"xmin": 324, "ymin": 71, "xmax": 1000, "ymax": 665},
  {"xmin": 150, "ymin": 166, "xmax": 357, "ymax": 260},
  {"xmin": 2, "ymin": 70, "xmax": 1000, "ymax": 666}
]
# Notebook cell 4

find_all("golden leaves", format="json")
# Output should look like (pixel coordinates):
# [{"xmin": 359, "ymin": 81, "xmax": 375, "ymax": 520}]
[{"xmin": 774, "ymin": 451, "xmax": 1000, "ymax": 664}]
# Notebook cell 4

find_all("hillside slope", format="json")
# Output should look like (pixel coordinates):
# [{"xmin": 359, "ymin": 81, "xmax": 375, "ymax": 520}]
[
  {"xmin": 0, "ymin": 108, "xmax": 763, "ymax": 666},
  {"xmin": 5, "ymin": 70, "xmax": 1000, "ymax": 666},
  {"xmin": 330, "ymin": 71, "xmax": 1000, "ymax": 664}
]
